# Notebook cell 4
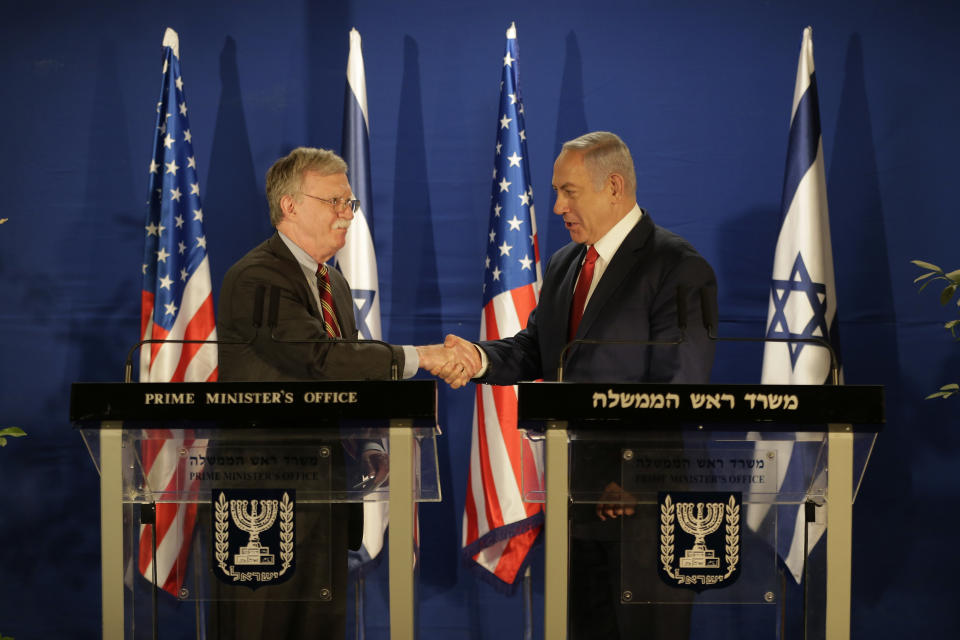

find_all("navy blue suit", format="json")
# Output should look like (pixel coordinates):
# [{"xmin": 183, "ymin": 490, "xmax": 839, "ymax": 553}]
[
  {"xmin": 479, "ymin": 211, "xmax": 717, "ymax": 640},
  {"xmin": 480, "ymin": 211, "xmax": 716, "ymax": 384}
]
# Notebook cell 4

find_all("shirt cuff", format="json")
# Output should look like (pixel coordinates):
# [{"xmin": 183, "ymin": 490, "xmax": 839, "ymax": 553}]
[
  {"xmin": 474, "ymin": 343, "xmax": 489, "ymax": 378},
  {"xmin": 400, "ymin": 345, "xmax": 419, "ymax": 379}
]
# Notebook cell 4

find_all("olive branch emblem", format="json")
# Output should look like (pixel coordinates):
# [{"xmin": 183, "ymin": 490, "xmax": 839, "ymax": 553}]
[
  {"xmin": 278, "ymin": 492, "xmax": 294, "ymax": 575},
  {"xmin": 723, "ymin": 495, "xmax": 740, "ymax": 579},
  {"xmin": 214, "ymin": 492, "xmax": 231, "ymax": 574},
  {"xmin": 660, "ymin": 495, "xmax": 677, "ymax": 579}
]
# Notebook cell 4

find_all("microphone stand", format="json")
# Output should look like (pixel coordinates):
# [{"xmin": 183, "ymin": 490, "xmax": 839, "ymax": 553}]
[{"xmin": 697, "ymin": 288, "xmax": 840, "ymax": 386}]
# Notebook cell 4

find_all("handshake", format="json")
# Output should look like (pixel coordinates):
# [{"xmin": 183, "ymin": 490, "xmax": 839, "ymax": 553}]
[{"xmin": 415, "ymin": 334, "xmax": 484, "ymax": 389}]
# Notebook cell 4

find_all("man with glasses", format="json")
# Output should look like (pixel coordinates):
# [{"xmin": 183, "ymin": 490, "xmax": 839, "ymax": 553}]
[
  {"xmin": 218, "ymin": 146, "xmax": 467, "ymax": 382},
  {"xmin": 214, "ymin": 147, "xmax": 474, "ymax": 638}
]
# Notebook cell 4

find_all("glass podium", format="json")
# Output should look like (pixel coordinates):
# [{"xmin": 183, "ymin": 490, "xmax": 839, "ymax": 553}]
[
  {"xmin": 518, "ymin": 382, "xmax": 883, "ymax": 640},
  {"xmin": 71, "ymin": 380, "xmax": 440, "ymax": 640}
]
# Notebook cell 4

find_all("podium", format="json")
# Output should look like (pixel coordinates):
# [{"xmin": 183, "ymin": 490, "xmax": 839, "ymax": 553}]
[
  {"xmin": 518, "ymin": 382, "xmax": 883, "ymax": 640},
  {"xmin": 71, "ymin": 380, "xmax": 440, "ymax": 640}
]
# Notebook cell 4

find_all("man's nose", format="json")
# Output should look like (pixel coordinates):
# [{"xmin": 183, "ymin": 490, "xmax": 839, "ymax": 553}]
[{"xmin": 553, "ymin": 196, "xmax": 566, "ymax": 215}]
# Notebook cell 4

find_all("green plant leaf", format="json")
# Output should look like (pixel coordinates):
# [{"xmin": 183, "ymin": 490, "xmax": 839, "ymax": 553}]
[
  {"xmin": 946, "ymin": 269, "xmax": 960, "ymax": 284},
  {"xmin": 0, "ymin": 427, "xmax": 26, "ymax": 447},
  {"xmin": 941, "ymin": 284, "xmax": 957, "ymax": 305},
  {"xmin": 914, "ymin": 271, "xmax": 937, "ymax": 283},
  {"xmin": 911, "ymin": 259, "xmax": 942, "ymax": 271},
  {"xmin": 918, "ymin": 276, "xmax": 947, "ymax": 293}
]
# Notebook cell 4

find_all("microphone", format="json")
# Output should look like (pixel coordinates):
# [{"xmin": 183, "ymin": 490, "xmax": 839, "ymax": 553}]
[
  {"xmin": 698, "ymin": 287, "xmax": 840, "ymax": 386},
  {"xmin": 556, "ymin": 285, "xmax": 690, "ymax": 382},
  {"xmin": 266, "ymin": 285, "xmax": 401, "ymax": 381},
  {"xmin": 123, "ymin": 286, "xmax": 269, "ymax": 383}
]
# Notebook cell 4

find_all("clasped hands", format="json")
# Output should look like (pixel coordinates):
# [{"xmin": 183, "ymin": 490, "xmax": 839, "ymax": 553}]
[{"xmin": 416, "ymin": 334, "xmax": 482, "ymax": 389}]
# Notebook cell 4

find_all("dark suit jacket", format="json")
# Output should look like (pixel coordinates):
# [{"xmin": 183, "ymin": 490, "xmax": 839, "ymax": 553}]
[
  {"xmin": 480, "ymin": 212, "xmax": 716, "ymax": 384},
  {"xmin": 479, "ymin": 212, "xmax": 715, "ymax": 639},
  {"xmin": 212, "ymin": 232, "xmax": 393, "ymax": 639},
  {"xmin": 217, "ymin": 232, "xmax": 403, "ymax": 382}
]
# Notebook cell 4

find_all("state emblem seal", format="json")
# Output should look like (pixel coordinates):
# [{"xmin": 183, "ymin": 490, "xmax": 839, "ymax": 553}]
[
  {"xmin": 212, "ymin": 489, "xmax": 295, "ymax": 589},
  {"xmin": 658, "ymin": 492, "xmax": 741, "ymax": 592}
]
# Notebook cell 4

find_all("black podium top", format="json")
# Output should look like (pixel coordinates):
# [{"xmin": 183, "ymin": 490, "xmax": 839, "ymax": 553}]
[
  {"xmin": 70, "ymin": 380, "xmax": 438, "ymax": 429},
  {"xmin": 517, "ymin": 382, "xmax": 884, "ymax": 432}
]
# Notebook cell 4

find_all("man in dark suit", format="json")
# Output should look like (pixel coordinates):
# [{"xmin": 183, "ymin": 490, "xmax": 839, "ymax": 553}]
[
  {"xmin": 213, "ymin": 147, "xmax": 469, "ymax": 639},
  {"xmin": 445, "ymin": 131, "xmax": 717, "ymax": 638}
]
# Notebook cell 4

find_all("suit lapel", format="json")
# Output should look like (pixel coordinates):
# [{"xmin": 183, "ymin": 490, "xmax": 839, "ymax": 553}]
[
  {"xmin": 557, "ymin": 244, "xmax": 587, "ymax": 341},
  {"xmin": 575, "ymin": 213, "xmax": 654, "ymax": 338},
  {"xmin": 267, "ymin": 233, "xmax": 322, "ymax": 318}
]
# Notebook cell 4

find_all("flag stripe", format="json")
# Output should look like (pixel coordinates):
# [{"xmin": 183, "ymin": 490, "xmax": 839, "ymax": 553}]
[
  {"xmin": 475, "ymin": 387, "xmax": 508, "ymax": 529},
  {"xmin": 780, "ymin": 77, "xmax": 822, "ymax": 214}
]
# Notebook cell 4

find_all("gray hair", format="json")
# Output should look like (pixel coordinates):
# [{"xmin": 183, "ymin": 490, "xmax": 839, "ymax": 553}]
[
  {"xmin": 561, "ymin": 131, "xmax": 636, "ymax": 195},
  {"xmin": 265, "ymin": 147, "xmax": 349, "ymax": 226}
]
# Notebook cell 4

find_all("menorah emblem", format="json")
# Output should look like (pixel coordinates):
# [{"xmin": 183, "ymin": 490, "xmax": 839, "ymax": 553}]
[
  {"xmin": 230, "ymin": 498, "xmax": 279, "ymax": 566},
  {"xmin": 677, "ymin": 501, "xmax": 723, "ymax": 569},
  {"xmin": 658, "ymin": 492, "xmax": 741, "ymax": 591}
]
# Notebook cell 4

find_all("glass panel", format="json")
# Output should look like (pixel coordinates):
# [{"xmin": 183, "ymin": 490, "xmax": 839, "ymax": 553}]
[
  {"xmin": 520, "ymin": 430, "xmax": 546, "ymax": 503},
  {"xmin": 853, "ymin": 432, "xmax": 878, "ymax": 502},
  {"xmin": 80, "ymin": 424, "xmax": 441, "ymax": 503}
]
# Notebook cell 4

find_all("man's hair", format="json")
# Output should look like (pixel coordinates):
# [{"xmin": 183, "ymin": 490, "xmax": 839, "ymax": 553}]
[
  {"xmin": 561, "ymin": 131, "xmax": 637, "ymax": 195},
  {"xmin": 265, "ymin": 147, "xmax": 349, "ymax": 226}
]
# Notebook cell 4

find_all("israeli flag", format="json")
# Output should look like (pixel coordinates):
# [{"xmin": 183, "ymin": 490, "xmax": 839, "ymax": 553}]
[
  {"xmin": 750, "ymin": 26, "xmax": 843, "ymax": 583},
  {"xmin": 337, "ymin": 28, "xmax": 382, "ymax": 343},
  {"xmin": 336, "ymin": 28, "xmax": 388, "ymax": 568}
]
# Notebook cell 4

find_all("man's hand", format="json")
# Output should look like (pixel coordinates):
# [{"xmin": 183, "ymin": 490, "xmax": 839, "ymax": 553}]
[
  {"xmin": 359, "ymin": 448, "xmax": 389, "ymax": 490},
  {"xmin": 416, "ymin": 335, "xmax": 482, "ymax": 389},
  {"xmin": 595, "ymin": 482, "xmax": 637, "ymax": 521}
]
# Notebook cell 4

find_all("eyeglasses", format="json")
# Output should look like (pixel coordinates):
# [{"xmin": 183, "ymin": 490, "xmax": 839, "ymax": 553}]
[{"xmin": 299, "ymin": 192, "xmax": 360, "ymax": 213}]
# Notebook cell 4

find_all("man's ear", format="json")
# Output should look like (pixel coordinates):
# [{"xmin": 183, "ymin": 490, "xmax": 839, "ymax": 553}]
[
  {"xmin": 279, "ymin": 193, "xmax": 297, "ymax": 219},
  {"xmin": 608, "ymin": 172, "xmax": 626, "ymax": 201}
]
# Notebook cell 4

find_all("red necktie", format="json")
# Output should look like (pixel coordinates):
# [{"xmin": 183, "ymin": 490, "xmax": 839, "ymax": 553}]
[
  {"xmin": 568, "ymin": 246, "xmax": 599, "ymax": 340},
  {"xmin": 316, "ymin": 264, "xmax": 342, "ymax": 338}
]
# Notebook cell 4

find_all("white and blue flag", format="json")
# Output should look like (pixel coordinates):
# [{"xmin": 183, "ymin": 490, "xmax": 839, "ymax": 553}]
[
  {"xmin": 335, "ymin": 28, "xmax": 388, "ymax": 570},
  {"xmin": 751, "ymin": 26, "xmax": 843, "ymax": 583}
]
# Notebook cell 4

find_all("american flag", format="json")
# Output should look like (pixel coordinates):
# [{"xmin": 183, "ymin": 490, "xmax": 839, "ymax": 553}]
[
  {"xmin": 138, "ymin": 27, "xmax": 217, "ymax": 596},
  {"xmin": 461, "ymin": 22, "xmax": 544, "ymax": 590}
]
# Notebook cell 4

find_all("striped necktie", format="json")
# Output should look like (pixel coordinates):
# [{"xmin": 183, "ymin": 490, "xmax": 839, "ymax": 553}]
[{"xmin": 316, "ymin": 264, "xmax": 342, "ymax": 338}]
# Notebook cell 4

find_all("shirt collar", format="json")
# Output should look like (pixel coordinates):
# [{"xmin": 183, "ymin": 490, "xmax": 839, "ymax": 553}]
[
  {"xmin": 278, "ymin": 230, "xmax": 320, "ymax": 273},
  {"xmin": 590, "ymin": 204, "xmax": 643, "ymax": 263}
]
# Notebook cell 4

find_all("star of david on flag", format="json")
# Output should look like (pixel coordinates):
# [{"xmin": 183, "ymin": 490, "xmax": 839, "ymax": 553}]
[
  {"xmin": 749, "ymin": 26, "xmax": 843, "ymax": 584},
  {"xmin": 767, "ymin": 253, "xmax": 829, "ymax": 368},
  {"xmin": 138, "ymin": 28, "xmax": 216, "ymax": 597},
  {"xmin": 462, "ymin": 22, "xmax": 545, "ymax": 592}
]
